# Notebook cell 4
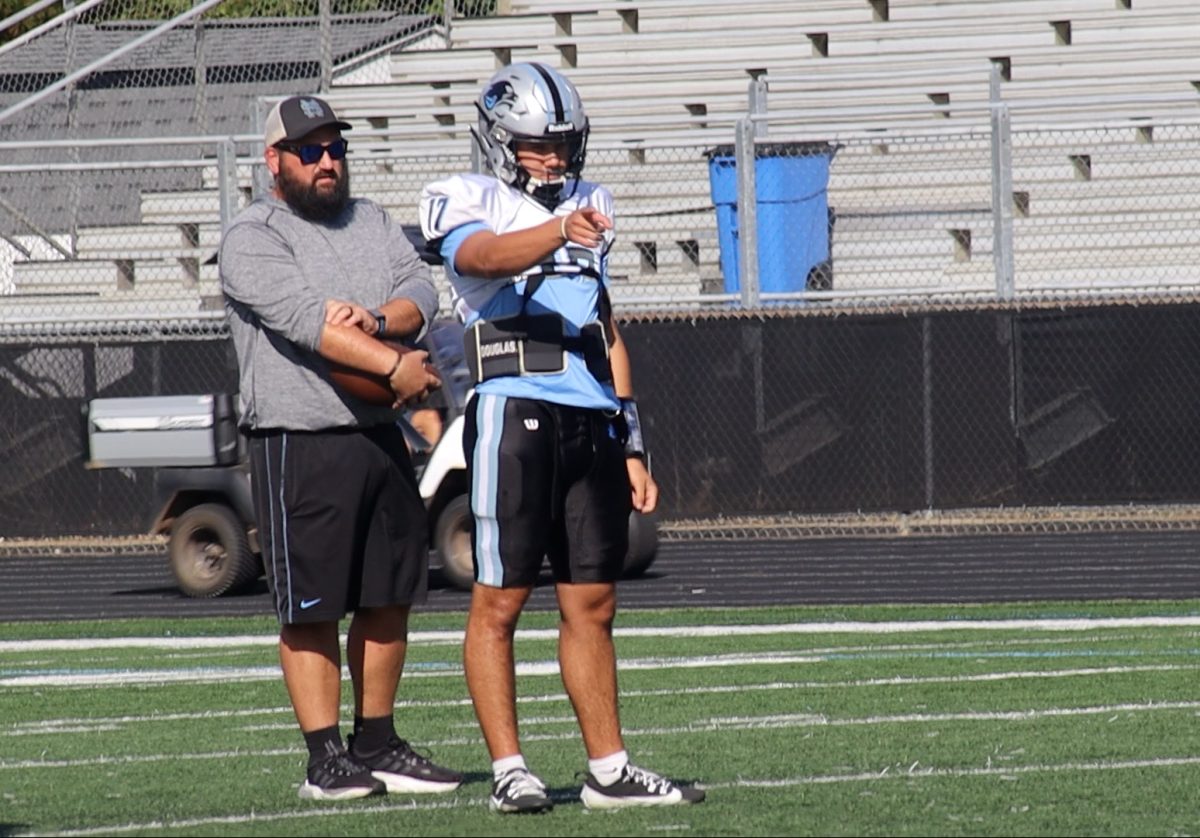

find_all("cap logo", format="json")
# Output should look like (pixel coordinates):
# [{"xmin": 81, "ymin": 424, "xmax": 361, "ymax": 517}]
[{"xmin": 299, "ymin": 98, "xmax": 325, "ymax": 119}]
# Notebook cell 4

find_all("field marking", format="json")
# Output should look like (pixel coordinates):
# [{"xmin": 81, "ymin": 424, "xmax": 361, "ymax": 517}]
[
  {"xmin": 26, "ymin": 753, "xmax": 1200, "ymax": 838},
  {"xmin": 12, "ymin": 659, "xmax": 1200, "ymax": 736},
  {"xmin": 6, "ymin": 698, "xmax": 1200, "ymax": 772},
  {"xmin": 0, "ymin": 650, "xmax": 827, "ymax": 688},
  {"xmin": 5, "ymin": 615, "xmax": 1200, "ymax": 653},
  {"xmin": 4, "ymin": 651, "xmax": 1198, "ymax": 694},
  {"xmin": 7, "ymin": 638, "xmax": 1200, "ymax": 689},
  {"xmin": 0, "ymin": 631, "xmax": 1169, "ymax": 726},
  {"xmin": 720, "ymin": 755, "xmax": 1200, "ymax": 787},
  {"xmin": 30, "ymin": 796, "xmax": 480, "ymax": 838}
]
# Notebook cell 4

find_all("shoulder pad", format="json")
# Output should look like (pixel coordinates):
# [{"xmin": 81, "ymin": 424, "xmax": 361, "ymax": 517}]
[{"xmin": 419, "ymin": 174, "xmax": 502, "ymax": 241}]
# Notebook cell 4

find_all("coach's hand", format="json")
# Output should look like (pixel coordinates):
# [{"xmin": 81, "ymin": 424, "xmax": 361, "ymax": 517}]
[
  {"xmin": 325, "ymin": 298, "xmax": 380, "ymax": 335},
  {"xmin": 387, "ymin": 347, "xmax": 442, "ymax": 408}
]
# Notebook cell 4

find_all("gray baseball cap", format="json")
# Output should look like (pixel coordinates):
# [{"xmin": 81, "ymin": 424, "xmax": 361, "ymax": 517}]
[{"xmin": 264, "ymin": 95, "xmax": 352, "ymax": 146}]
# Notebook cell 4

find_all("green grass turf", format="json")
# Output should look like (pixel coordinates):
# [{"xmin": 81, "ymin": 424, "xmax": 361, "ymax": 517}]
[{"xmin": 3, "ymin": 600, "xmax": 1200, "ymax": 836}]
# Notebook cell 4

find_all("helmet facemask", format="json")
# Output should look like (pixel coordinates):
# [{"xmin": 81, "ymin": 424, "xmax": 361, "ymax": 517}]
[{"xmin": 514, "ymin": 130, "xmax": 589, "ymax": 208}]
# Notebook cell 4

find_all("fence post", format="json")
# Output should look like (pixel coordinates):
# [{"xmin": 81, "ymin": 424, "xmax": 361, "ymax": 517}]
[
  {"xmin": 319, "ymin": 0, "xmax": 332, "ymax": 94},
  {"xmin": 192, "ymin": 0, "xmax": 208, "ymax": 132},
  {"xmin": 748, "ymin": 76, "xmax": 768, "ymax": 139},
  {"xmin": 444, "ymin": 0, "xmax": 455, "ymax": 48},
  {"xmin": 64, "ymin": 2, "xmax": 80, "ymax": 253},
  {"xmin": 735, "ymin": 116, "xmax": 760, "ymax": 309},
  {"xmin": 218, "ymin": 138, "xmax": 239, "ymax": 234},
  {"xmin": 251, "ymin": 96, "xmax": 273, "ymax": 200},
  {"xmin": 989, "ymin": 65, "xmax": 1015, "ymax": 300}
]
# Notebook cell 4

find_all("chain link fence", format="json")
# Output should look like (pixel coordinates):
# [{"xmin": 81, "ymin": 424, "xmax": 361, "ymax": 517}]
[{"xmin": 4, "ymin": 1, "xmax": 1200, "ymax": 539}]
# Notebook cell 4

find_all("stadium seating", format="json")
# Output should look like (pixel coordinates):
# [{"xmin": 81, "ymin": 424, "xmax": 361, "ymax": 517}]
[{"xmin": 7, "ymin": 0, "xmax": 1200, "ymax": 319}]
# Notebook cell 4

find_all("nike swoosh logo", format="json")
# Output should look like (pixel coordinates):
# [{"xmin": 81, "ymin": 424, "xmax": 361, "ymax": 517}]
[{"xmin": 299, "ymin": 598, "xmax": 322, "ymax": 610}]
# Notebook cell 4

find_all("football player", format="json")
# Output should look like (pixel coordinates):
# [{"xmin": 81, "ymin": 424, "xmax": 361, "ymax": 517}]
[{"xmin": 420, "ymin": 62, "xmax": 705, "ymax": 813}]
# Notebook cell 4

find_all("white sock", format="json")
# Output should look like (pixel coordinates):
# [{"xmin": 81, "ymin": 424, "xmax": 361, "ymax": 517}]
[
  {"xmin": 493, "ymin": 754, "xmax": 528, "ymax": 781},
  {"xmin": 588, "ymin": 749, "xmax": 629, "ymax": 786}
]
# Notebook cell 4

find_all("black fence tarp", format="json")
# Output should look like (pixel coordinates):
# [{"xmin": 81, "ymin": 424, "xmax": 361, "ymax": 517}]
[
  {"xmin": 622, "ymin": 303, "xmax": 1200, "ymax": 518},
  {"xmin": 6, "ymin": 302, "xmax": 1200, "ymax": 538}
]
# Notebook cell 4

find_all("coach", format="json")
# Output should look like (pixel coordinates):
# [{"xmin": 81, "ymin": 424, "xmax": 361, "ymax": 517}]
[{"xmin": 219, "ymin": 95, "xmax": 459, "ymax": 801}]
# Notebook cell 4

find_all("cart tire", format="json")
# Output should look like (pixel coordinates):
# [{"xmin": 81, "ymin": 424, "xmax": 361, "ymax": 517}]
[
  {"xmin": 168, "ymin": 503, "xmax": 260, "ymax": 598},
  {"xmin": 435, "ymin": 494, "xmax": 476, "ymax": 591},
  {"xmin": 623, "ymin": 509, "xmax": 659, "ymax": 578}
]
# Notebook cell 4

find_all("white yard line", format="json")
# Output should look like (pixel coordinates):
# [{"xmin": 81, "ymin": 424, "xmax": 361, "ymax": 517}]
[
  {"xmin": 31, "ymin": 796, "xmax": 477, "ymax": 838},
  {"xmin": 5, "ymin": 614, "xmax": 1200, "ymax": 653},
  {"xmin": 0, "ymin": 651, "xmax": 824, "ymax": 687},
  {"xmin": 6, "ymin": 697, "xmax": 1200, "ymax": 772},
  {"xmin": 718, "ymin": 755, "xmax": 1200, "ymax": 788},
  {"xmin": 6, "ymin": 643, "xmax": 1197, "ymax": 689},
  {"xmin": 0, "ymin": 632, "xmax": 1171, "ymax": 732},
  {"xmin": 27, "ymin": 752, "xmax": 1200, "ymax": 837},
  {"xmin": 4, "ymin": 661, "xmax": 1192, "ymax": 735}
]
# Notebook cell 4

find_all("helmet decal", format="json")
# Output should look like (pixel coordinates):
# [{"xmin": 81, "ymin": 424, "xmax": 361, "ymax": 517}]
[{"xmin": 482, "ymin": 81, "xmax": 519, "ymax": 117}]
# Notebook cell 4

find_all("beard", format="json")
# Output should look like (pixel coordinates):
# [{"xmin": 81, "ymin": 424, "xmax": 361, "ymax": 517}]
[{"xmin": 277, "ymin": 163, "xmax": 351, "ymax": 223}]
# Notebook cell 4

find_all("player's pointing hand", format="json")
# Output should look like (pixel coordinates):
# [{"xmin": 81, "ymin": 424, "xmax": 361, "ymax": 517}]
[{"xmin": 560, "ymin": 207, "xmax": 612, "ymax": 248}]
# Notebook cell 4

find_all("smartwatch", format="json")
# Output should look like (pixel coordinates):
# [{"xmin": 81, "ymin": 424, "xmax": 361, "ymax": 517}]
[{"xmin": 370, "ymin": 309, "xmax": 386, "ymax": 336}]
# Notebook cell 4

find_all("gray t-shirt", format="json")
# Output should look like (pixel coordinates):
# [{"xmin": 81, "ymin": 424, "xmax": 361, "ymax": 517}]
[{"xmin": 219, "ymin": 194, "xmax": 439, "ymax": 431}]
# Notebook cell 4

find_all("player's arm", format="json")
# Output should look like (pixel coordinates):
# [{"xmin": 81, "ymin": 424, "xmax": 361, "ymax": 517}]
[
  {"xmin": 454, "ymin": 206, "xmax": 612, "ymax": 279},
  {"xmin": 608, "ymin": 316, "xmax": 658, "ymax": 514}
]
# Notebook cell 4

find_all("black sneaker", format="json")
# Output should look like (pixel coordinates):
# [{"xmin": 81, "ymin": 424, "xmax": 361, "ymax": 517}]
[
  {"xmin": 580, "ymin": 763, "xmax": 706, "ymax": 809},
  {"xmin": 299, "ymin": 742, "xmax": 386, "ymax": 801},
  {"xmin": 348, "ymin": 734, "xmax": 463, "ymax": 794},
  {"xmin": 490, "ymin": 767, "xmax": 553, "ymax": 814}
]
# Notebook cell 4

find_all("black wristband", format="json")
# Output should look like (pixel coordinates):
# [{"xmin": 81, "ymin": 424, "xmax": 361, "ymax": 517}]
[{"xmin": 620, "ymin": 398, "xmax": 645, "ymax": 459}]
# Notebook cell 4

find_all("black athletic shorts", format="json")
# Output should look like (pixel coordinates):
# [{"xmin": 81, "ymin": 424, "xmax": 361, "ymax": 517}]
[
  {"xmin": 248, "ymin": 423, "xmax": 428, "ymax": 624},
  {"xmin": 464, "ymin": 393, "xmax": 632, "ymax": 588}
]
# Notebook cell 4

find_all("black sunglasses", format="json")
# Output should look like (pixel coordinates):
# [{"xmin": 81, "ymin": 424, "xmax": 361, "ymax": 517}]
[{"xmin": 276, "ymin": 138, "xmax": 348, "ymax": 165}]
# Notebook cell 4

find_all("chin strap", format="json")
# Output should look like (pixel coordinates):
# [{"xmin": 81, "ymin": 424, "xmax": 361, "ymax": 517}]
[
  {"xmin": 620, "ymin": 398, "xmax": 646, "ymax": 460},
  {"xmin": 526, "ymin": 174, "xmax": 565, "ymax": 190},
  {"xmin": 527, "ymin": 179, "xmax": 564, "ymax": 210}
]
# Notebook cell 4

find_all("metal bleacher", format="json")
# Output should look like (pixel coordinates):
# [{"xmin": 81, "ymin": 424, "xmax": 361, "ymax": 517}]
[
  {"xmin": 8, "ymin": 0, "xmax": 1200, "ymax": 323},
  {"xmin": 348, "ymin": 0, "xmax": 1200, "ymax": 304}
]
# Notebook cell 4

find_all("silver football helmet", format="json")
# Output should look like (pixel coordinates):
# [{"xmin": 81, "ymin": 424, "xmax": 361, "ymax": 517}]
[{"xmin": 472, "ymin": 62, "xmax": 589, "ymax": 207}]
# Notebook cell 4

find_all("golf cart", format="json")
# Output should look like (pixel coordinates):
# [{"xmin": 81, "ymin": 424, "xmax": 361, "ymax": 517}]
[{"xmin": 83, "ymin": 320, "xmax": 659, "ymax": 598}]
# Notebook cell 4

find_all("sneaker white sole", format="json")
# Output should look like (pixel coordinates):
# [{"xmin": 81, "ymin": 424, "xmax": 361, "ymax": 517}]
[
  {"xmin": 489, "ymin": 796, "xmax": 554, "ymax": 814},
  {"xmin": 298, "ymin": 781, "xmax": 381, "ymax": 801},
  {"xmin": 580, "ymin": 785, "xmax": 685, "ymax": 809},
  {"xmin": 372, "ymin": 771, "xmax": 462, "ymax": 794}
]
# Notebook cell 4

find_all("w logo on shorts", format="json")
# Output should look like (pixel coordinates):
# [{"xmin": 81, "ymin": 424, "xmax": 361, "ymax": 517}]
[{"xmin": 524, "ymin": 418, "xmax": 539, "ymax": 431}]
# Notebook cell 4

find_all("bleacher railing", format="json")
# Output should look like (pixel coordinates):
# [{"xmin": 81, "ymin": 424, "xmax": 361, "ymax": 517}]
[
  {"xmin": 725, "ymin": 66, "xmax": 1200, "ymax": 310},
  {"xmin": 7, "ymin": 97, "xmax": 1200, "ymax": 340}
]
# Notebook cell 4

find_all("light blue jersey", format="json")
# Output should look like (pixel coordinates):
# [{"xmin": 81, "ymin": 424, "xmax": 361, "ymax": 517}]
[{"xmin": 419, "ymin": 173, "xmax": 618, "ymax": 410}]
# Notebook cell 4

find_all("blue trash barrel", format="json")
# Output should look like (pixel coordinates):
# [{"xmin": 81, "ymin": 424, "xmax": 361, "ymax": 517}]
[{"xmin": 707, "ymin": 142, "xmax": 835, "ymax": 297}]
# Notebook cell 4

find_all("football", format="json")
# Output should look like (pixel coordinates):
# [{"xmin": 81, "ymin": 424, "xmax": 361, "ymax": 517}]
[{"xmin": 329, "ymin": 340, "xmax": 413, "ymax": 406}]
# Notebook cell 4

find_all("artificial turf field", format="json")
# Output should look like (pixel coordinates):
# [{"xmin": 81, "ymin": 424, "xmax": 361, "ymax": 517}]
[{"xmin": 4, "ymin": 601, "xmax": 1200, "ymax": 836}]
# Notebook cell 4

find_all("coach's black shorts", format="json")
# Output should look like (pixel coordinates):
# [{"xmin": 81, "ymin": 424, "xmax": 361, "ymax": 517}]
[
  {"xmin": 248, "ymin": 424, "xmax": 428, "ymax": 624},
  {"xmin": 464, "ymin": 393, "xmax": 632, "ymax": 588}
]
